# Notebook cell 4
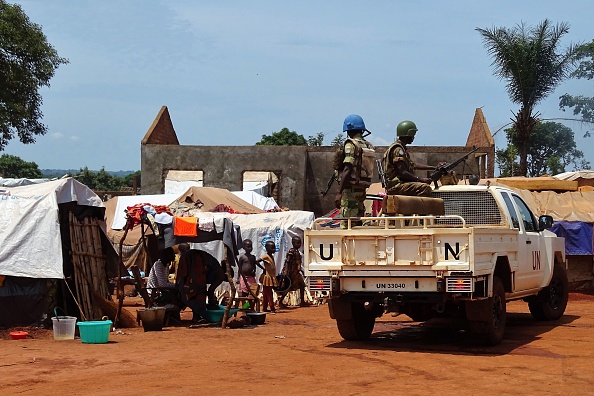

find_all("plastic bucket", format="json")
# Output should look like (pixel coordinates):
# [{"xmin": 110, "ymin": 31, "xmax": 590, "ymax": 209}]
[
  {"xmin": 77, "ymin": 320, "xmax": 112, "ymax": 344},
  {"xmin": 137, "ymin": 307, "xmax": 166, "ymax": 332},
  {"xmin": 51, "ymin": 316, "xmax": 77, "ymax": 340}
]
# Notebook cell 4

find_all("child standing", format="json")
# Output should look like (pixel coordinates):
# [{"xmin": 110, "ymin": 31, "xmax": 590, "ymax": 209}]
[{"xmin": 257, "ymin": 240, "xmax": 279, "ymax": 313}]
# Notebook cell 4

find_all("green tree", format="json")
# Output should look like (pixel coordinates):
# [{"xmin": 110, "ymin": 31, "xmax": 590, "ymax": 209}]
[
  {"xmin": 495, "ymin": 145, "xmax": 519, "ymax": 177},
  {"xmin": 331, "ymin": 133, "xmax": 345, "ymax": 147},
  {"xmin": 496, "ymin": 121, "xmax": 589, "ymax": 177},
  {"xmin": 307, "ymin": 132, "xmax": 324, "ymax": 146},
  {"xmin": 476, "ymin": 20, "xmax": 580, "ymax": 176},
  {"xmin": 94, "ymin": 168, "xmax": 121, "ymax": 191},
  {"xmin": 123, "ymin": 170, "xmax": 141, "ymax": 188},
  {"xmin": 0, "ymin": 1, "xmax": 68, "ymax": 151},
  {"xmin": 0, "ymin": 154, "xmax": 42, "ymax": 178},
  {"xmin": 256, "ymin": 128, "xmax": 307, "ymax": 145},
  {"xmin": 74, "ymin": 167, "xmax": 97, "ymax": 189},
  {"xmin": 559, "ymin": 39, "xmax": 594, "ymax": 135}
]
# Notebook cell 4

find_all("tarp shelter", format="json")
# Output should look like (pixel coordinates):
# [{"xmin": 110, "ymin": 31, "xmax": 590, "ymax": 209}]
[
  {"xmin": 227, "ymin": 211, "xmax": 315, "ymax": 276},
  {"xmin": 0, "ymin": 178, "xmax": 107, "ymax": 327},
  {"xmin": 163, "ymin": 170, "xmax": 204, "ymax": 195},
  {"xmin": 232, "ymin": 190, "xmax": 279, "ymax": 211},
  {"xmin": 242, "ymin": 171, "xmax": 278, "ymax": 197},
  {"xmin": 104, "ymin": 186, "xmax": 263, "ymax": 271},
  {"xmin": 0, "ymin": 177, "xmax": 52, "ymax": 187},
  {"xmin": 555, "ymin": 170, "xmax": 594, "ymax": 191}
]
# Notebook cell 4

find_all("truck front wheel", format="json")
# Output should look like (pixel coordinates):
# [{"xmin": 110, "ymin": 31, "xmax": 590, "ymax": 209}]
[
  {"xmin": 528, "ymin": 263, "xmax": 569, "ymax": 321},
  {"xmin": 336, "ymin": 302, "xmax": 375, "ymax": 340},
  {"xmin": 469, "ymin": 276, "xmax": 506, "ymax": 345}
]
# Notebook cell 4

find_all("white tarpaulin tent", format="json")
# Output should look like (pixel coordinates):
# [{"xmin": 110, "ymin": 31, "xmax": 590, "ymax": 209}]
[
  {"xmin": 228, "ymin": 210, "xmax": 315, "ymax": 274},
  {"xmin": 0, "ymin": 178, "xmax": 103, "ymax": 279},
  {"xmin": 232, "ymin": 190, "xmax": 279, "ymax": 211},
  {"xmin": 164, "ymin": 170, "xmax": 204, "ymax": 195}
]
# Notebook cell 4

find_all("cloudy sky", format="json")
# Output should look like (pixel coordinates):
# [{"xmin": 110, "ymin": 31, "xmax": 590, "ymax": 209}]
[{"xmin": 5, "ymin": 0, "xmax": 593, "ymax": 172}]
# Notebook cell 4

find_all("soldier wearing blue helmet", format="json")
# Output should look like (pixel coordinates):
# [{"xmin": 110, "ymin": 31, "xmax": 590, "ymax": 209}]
[{"xmin": 335, "ymin": 114, "xmax": 375, "ymax": 228}]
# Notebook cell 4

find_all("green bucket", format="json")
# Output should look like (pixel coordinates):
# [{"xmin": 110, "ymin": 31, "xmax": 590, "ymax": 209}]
[{"xmin": 77, "ymin": 320, "xmax": 112, "ymax": 344}]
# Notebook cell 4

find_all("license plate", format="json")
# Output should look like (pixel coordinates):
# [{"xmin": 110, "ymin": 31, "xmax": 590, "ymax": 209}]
[{"xmin": 341, "ymin": 278, "xmax": 437, "ymax": 292}]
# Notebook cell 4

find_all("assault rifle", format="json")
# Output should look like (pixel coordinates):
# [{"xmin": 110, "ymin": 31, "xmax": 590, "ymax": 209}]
[
  {"xmin": 321, "ymin": 171, "xmax": 338, "ymax": 196},
  {"xmin": 376, "ymin": 159, "xmax": 387, "ymax": 188},
  {"xmin": 430, "ymin": 146, "xmax": 479, "ymax": 189}
]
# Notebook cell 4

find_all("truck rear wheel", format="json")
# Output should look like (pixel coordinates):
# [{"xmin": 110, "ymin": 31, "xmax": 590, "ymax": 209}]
[
  {"xmin": 469, "ymin": 276, "xmax": 506, "ymax": 345},
  {"xmin": 336, "ymin": 302, "xmax": 375, "ymax": 340},
  {"xmin": 528, "ymin": 263, "xmax": 569, "ymax": 321}
]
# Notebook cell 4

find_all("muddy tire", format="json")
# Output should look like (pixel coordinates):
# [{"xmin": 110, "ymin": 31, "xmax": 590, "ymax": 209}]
[
  {"xmin": 529, "ymin": 263, "xmax": 569, "ymax": 321},
  {"xmin": 469, "ymin": 276, "xmax": 506, "ymax": 345},
  {"xmin": 336, "ymin": 302, "xmax": 375, "ymax": 340}
]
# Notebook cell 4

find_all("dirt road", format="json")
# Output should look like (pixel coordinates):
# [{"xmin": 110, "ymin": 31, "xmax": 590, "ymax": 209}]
[{"xmin": 2, "ymin": 294, "xmax": 594, "ymax": 396}]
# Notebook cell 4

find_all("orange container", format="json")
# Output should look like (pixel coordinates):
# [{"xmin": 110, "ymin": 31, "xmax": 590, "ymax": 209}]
[{"xmin": 9, "ymin": 331, "xmax": 28, "ymax": 340}]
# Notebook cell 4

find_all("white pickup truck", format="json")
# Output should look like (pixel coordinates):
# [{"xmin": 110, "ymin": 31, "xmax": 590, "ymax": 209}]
[{"xmin": 305, "ymin": 185, "xmax": 568, "ymax": 345}]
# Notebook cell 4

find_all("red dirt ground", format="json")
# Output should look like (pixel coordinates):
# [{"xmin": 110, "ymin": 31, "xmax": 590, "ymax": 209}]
[{"xmin": 2, "ymin": 293, "xmax": 594, "ymax": 395}]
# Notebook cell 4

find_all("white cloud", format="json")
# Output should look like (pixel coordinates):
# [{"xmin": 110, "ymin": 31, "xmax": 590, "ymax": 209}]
[{"xmin": 50, "ymin": 132, "xmax": 64, "ymax": 139}]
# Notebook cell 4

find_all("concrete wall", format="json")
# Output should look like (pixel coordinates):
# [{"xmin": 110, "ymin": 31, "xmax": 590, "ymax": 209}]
[{"xmin": 142, "ymin": 144, "xmax": 493, "ymax": 217}]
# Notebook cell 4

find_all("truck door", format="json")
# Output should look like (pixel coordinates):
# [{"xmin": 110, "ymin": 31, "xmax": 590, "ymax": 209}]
[{"xmin": 511, "ymin": 194, "xmax": 544, "ymax": 291}]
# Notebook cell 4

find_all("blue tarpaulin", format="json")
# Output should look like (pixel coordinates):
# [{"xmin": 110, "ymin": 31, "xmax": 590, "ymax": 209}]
[{"xmin": 550, "ymin": 221, "xmax": 594, "ymax": 255}]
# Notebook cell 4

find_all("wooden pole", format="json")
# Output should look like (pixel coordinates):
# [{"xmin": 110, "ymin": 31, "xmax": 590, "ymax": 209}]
[
  {"xmin": 221, "ymin": 246, "xmax": 237, "ymax": 329},
  {"xmin": 69, "ymin": 214, "xmax": 85, "ymax": 318},
  {"xmin": 71, "ymin": 215, "xmax": 92, "ymax": 320},
  {"xmin": 83, "ymin": 218, "xmax": 101, "ymax": 318},
  {"xmin": 115, "ymin": 224, "xmax": 129, "ymax": 328}
]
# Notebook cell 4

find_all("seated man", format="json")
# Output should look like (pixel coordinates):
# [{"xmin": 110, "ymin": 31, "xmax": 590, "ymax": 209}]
[
  {"xmin": 147, "ymin": 247, "xmax": 181, "ymax": 306},
  {"xmin": 383, "ymin": 120, "xmax": 436, "ymax": 196},
  {"xmin": 204, "ymin": 253, "xmax": 226, "ymax": 310},
  {"xmin": 177, "ymin": 249, "xmax": 209, "ymax": 323}
]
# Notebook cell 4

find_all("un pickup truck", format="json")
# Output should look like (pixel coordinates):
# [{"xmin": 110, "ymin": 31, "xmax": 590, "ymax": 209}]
[{"xmin": 305, "ymin": 185, "xmax": 568, "ymax": 345}]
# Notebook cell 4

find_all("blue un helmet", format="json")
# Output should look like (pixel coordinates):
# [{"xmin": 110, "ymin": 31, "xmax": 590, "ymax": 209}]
[{"xmin": 343, "ymin": 114, "xmax": 369, "ymax": 133}]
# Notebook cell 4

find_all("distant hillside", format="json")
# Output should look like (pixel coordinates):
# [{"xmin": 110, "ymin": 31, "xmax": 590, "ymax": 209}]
[{"xmin": 41, "ymin": 169, "xmax": 137, "ymax": 178}]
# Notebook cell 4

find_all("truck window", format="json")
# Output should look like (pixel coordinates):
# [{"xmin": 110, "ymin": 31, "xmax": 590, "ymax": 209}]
[
  {"xmin": 430, "ymin": 190, "xmax": 502, "ymax": 225},
  {"xmin": 512, "ymin": 195, "xmax": 537, "ymax": 232},
  {"xmin": 501, "ymin": 193, "xmax": 520, "ymax": 229}
]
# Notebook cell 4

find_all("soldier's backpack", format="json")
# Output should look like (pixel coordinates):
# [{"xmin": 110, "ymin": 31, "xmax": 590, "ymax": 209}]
[{"xmin": 332, "ymin": 145, "xmax": 346, "ymax": 174}]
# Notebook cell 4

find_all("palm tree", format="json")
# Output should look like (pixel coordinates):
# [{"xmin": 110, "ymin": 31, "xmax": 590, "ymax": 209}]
[{"xmin": 476, "ymin": 20, "xmax": 580, "ymax": 176}]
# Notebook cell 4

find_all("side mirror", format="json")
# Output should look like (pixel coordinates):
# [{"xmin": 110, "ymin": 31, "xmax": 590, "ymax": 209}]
[{"xmin": 538, "ymin": 215, "xmax": 554, "ymax": 231}]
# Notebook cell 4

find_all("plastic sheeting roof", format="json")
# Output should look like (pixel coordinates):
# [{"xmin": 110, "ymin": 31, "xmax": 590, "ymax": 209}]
[
  {"xmin": 0, "ymin": 178, "xmax": 104, "ymax": 278},
  {"xmin": 554, "ymin": 170, "xmax": 594, "ymax": 181}
]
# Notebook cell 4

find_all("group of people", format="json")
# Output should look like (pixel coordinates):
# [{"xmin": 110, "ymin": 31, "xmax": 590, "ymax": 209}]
[
  {"xmin": 236, "ymin": 236, "xmax": 310, "ymax": 313},
  {"xmin": 146, "ymin": 235, "xmax": 310, "ymax": 323},
  {"xmin": 238, "ymin": 236, "xmax": 309, "ymax": 312},
  {"xmin": 335, "ymin": 114, "xmax": 439, "ymax": 228},
  {"xmin": 146, "ymin": 243, "xmax": 226, "ymax": 324}
]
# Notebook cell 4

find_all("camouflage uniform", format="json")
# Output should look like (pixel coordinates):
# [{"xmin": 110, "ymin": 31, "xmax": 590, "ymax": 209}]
[
  {"xmin": 340, "ymin": 134, "xmax": 375, "ymax": 228},
  {"xmin": 383, "ymin": 139, "xmax": 432, "ymax": 196}
]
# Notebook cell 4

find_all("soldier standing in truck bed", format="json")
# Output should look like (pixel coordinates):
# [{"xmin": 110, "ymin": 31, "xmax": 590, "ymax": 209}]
[{"xmin": 335, "ymin": 114, "xmax": 376, "ymax": 228}]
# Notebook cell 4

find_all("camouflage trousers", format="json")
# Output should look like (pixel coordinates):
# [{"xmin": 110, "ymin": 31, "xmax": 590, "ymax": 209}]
[
  {"xmin": 340, "ymin": 188, "xmax": 366, "ymax": 229},
  {"xmin": 386, "ymin": 181, "xmax": 432, "ymax": 196}
]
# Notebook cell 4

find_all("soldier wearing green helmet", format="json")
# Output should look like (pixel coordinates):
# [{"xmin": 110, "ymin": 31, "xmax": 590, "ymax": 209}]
[{"xmin": 382, "ymin": 120, "xmax": 437, "ymax": 196}]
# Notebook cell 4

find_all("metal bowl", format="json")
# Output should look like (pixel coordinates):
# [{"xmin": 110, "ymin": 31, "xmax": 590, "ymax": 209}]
[{"xmin": 246, "ymin": 312, "xmax": 266, "ymax": 325}]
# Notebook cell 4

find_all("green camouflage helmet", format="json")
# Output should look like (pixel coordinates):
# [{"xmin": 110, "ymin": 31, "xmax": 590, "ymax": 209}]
[{"xmin": 396, "ymin": 120, "xmax": 418, "ymax": 137}]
